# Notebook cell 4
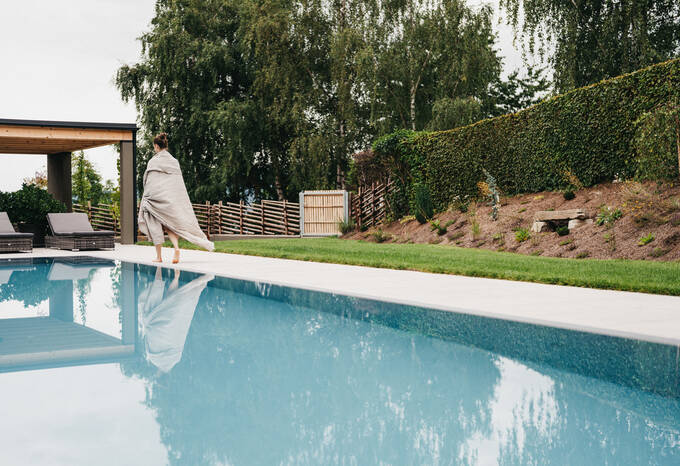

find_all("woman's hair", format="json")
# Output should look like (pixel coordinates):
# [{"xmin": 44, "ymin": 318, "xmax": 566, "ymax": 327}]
[{"xmin": 153, "ymin": 132, "xmax": 169, "ymax": 149}]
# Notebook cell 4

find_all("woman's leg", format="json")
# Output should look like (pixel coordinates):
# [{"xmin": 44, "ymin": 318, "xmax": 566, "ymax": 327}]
[
  {"xmin": 167, "ymin": 229, "xmax": 180, "ymax": 263},
  {"xmin": 154, "ymin": 244, "xmax": 163, "ymax": 262}
]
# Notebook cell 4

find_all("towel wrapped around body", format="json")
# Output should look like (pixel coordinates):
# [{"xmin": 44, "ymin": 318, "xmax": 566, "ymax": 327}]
[{"xmin": 138, "ymin": 149, "xmax": 214, "ymax": 251}]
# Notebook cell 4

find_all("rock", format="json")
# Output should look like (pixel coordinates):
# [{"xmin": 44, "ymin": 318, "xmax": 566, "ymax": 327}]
[
  {"xmin": 535, "ymin": 209, "xmax": 587, "ymax": 222},
  {"xmin": 568, "ymin": 218, "xmax": 593, "ymax": 230},
  {"xmin": 531, "ymin": 221, "xmax": 550, "ymax": 233}
]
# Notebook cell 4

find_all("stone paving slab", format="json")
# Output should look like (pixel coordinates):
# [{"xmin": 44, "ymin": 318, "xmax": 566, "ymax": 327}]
[{"xmin": 3, "ymin": 245, "xmax": 680, "ymax": 346}]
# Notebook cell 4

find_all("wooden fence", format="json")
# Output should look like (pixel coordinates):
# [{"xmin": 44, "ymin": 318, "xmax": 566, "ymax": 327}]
[
  {"xmin": 300, "ymin": 191, "xmax": 348, "ymax": 236},
  {"xmin": 350, "ymin": 180, "xmax": 394, "ymax": 229},
  {"xmin": 74, "ymin": 202, "xmax": 120, "ymax": 235},
  {"xmin": 74, "ymin": 199, "xmax": 300, "ymax": 238}
]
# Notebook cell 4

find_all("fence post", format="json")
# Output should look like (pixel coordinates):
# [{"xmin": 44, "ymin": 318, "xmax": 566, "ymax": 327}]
[
  {"xmin": 205, "ymin": 201, "xmax": 211, "ymax": 238},
  {"xmin": 239, "ymin": 200, "xmax": 244, "ymax": 234},
  {"xmin": 283, "ymin": 200, "xmax": 289, "ymax": 235},
  {"xmin": 261, "ymin": 201, "xmax": 266, "ymax": 234},
  {"xmin": 357, "ymin": 187, "xmax": 363, "ymax": 230},
  {"xmin": 371, "ymin": 183, "xmax": 377, "ymax": 226},
  {"xmin": 218, "ymin": 201, "xmax": 223, "ymax": 235},
  {"xmin": 87, "ymin": 200, "xmax": 92, "ymax": 223}
]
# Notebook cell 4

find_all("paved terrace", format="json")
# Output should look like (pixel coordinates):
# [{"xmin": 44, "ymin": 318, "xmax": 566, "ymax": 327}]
[{"xmin": 4, "ymin": 245, "xmax": 680, "ymax": 346}]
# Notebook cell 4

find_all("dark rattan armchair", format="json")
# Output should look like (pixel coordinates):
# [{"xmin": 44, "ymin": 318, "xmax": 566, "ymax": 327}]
[
  {"xmin": 45, "ymin": 213, "xmax": 115, "ymax": 251},
  {"xmin": 0, "ymin": 212, "xmax": 33, "ymax": 253}
]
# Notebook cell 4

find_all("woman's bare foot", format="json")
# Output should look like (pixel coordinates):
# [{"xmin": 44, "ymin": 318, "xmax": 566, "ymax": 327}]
[
  {"xmin": 153, "ymin": 258, "xmax": 163, "ymax": 263},
  {"xmin": 172, "ymin": 249, "xmax": 180, "ymax": 264}
]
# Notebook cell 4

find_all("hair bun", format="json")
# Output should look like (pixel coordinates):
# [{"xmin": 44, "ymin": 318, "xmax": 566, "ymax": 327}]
[{"xmin": 153, "ymin": 132, "xmax": 169, "ymax": 149}]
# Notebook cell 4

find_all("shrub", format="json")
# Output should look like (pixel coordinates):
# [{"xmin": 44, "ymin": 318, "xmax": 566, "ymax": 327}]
[
  {"xmin": 576, "ymin": 251, "xmax": 590, "ymax": 259},
  {"xmin": 369, "ymin": 59, "xmax": 680, "ymax": 209},
  {"xmin": 412, "ymin": 183, "xmax": 434, "ymax": 224},
  {"xmin": 514, "ymin": 228, "xmax": 530, "ymax": 243},
  {"xmin": 0, "ymin": 183, "xmax": 67, "ymax": 236},
  {"xmin": 638, "ymin": 233, "xmax": 655, "ymax": 246},
  {"xmin": 651, "ymin": 247, "xmax": 668, "ymax": 258},
  {"xmin": 563, "ymin": 190, "xmax": 575, "ymax": 200},
  {"xmin": 559, "ymin": 239, "xmax": 573, "ymax": 246},
  {"xmin": 556, "ymin": 225, "xmax": 569, "ymax": 236},
  {"xmin": 596, "ymin": 206, "xmax": 623, "ymax": 227},
  {"xmin": 633, "ymin": 101, "xmax": 680, "ymax": 181},
  {"xmin": 603, "ymin": 232, "xmax": 617, "ymax": 252},
  {"xmin": 370, "ymin": 229, "xmax": 391, "ymax": 243},
  {"xmin": 338, "ymin": 218, "xmax": 356, "ymax": 235},
  {"xmin": 429, "ymin": 219, "xmax": 448, "ymax": 236}
]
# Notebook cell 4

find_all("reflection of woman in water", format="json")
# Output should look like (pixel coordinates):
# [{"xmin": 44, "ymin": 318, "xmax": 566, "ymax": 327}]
[{"xmin": 138, "ymin": 267, "xmax": 213, "ymax": 372}]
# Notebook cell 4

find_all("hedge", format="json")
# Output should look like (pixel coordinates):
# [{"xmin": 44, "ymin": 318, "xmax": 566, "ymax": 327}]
[{"xmin": 374, "ymin": 59, "xmax": 680, "ymax": 210}]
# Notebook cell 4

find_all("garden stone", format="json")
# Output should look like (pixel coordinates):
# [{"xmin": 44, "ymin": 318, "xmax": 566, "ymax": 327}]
[{"xmin": 531, "ymin": 221, "xmax": 550, "ymax": 233}]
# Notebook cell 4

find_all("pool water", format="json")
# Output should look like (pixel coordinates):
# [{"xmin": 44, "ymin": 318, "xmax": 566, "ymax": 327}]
[{"xmin": 0, "ymin": 257, "xmax": 678, "ymax": 465}]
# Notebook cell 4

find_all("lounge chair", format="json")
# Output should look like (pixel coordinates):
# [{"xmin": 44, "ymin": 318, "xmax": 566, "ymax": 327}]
[
  {"xmin": 45, "ymin": 212, "xmax": 115, "ymax": 251},
  {"xmin": 0, "ymin": 212, "xmax": 33, "ymax": 253}
]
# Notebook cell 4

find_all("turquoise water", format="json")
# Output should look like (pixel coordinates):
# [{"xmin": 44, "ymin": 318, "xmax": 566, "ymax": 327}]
[{"xmin": 0, "ymin": 257, "xmax": 678, "ymax": 465}]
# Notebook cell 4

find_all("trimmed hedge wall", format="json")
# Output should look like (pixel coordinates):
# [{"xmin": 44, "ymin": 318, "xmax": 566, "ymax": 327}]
[{"xmin": 376, "ymin": 59, "xmax": 680, "ymax": 210}]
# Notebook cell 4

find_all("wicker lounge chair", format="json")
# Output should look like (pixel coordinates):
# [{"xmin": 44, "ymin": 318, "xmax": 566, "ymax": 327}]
[
  {"xmin": 45, "ymin": 213, "xmax": 115, "ymax": 251},
  {"xmin": 0, "ymin": 212, "xmax": 33, "ymax": 253}
]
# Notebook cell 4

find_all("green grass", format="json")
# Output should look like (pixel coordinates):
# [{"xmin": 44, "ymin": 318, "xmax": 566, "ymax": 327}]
[{"xmin": 146, "ymin": 237, "xmax": 680, "ymax": 296}]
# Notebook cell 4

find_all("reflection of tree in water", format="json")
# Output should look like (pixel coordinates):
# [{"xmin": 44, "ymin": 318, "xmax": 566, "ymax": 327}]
[
  {"xmin": 121, "ymin": 278, "xmax": 680, "ymax": 465},
  {"xmin": 0, "ymin": 264, "xmax": 55, "ymax": 308}
]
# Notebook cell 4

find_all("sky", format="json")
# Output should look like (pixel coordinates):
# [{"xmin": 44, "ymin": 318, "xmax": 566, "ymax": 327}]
[{"xmin": 0, "ymin": 0, "xmax": 524, "ymax": 192}]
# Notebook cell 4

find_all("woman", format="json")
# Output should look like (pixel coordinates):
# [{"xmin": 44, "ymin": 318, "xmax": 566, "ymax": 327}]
[{"xmin": 138, "ymin": 133, "xmax": 214, "ymax": 263}]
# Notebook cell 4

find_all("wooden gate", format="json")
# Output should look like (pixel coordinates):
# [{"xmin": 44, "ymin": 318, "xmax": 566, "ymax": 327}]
[{"xmin": 299, "ymin": 190, "xmax": 349, "ymax": 236}]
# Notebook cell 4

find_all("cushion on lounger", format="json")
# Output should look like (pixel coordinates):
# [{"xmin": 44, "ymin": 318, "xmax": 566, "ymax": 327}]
[
  {"xmin": 47, "ymin": 212, "xmax": 94, "ymax": 235},
  {"xmin": 0, "ymin": 212, "xmax": 17, "ymax": 234},
  {"xmin": 0, "ymin": 232, "xmax": 34, "ymax": 239}
]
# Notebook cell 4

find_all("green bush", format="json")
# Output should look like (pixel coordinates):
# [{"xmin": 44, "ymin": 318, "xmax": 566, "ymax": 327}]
[
  {"xmin": 563, "ymin": 190, "xmax": 575, "ymax": 200},
  {"xmin": 638, "ymin": 233, "xmax": 655, "ymax": 246},
  {"xmin": 514, "ymin": 228, "xmax": 530, "ymax": 243},
  {"xmin": 0, "ymin": 184, "xmax": 67, "ymax": 235},
  {"xmin": 596, "ymin": 206, "xmax": 623, "ymax": 227},
  {"xmin": 370, "ymin": 59, "xmax": 680, "ymax": 209},
  {"xmin": 413, "ymin": 183, "xmax": 434, "ymax": 224},
  {"xmin": 338, "ymin": 218, "xmax": 356, "ymax": 235},
  {"xmin": 556, "ymin": 225, "xmax": 570, "ymax": 236}
]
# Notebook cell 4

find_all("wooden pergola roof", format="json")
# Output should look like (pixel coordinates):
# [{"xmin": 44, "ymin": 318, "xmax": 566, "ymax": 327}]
[{"xmin": 0, "ymin": 118, "xmax": 137, "ymax": 154}]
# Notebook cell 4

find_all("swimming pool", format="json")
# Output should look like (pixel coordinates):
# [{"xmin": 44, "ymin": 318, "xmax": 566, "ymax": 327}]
[{"xmin": 0, "ymin": 256, "xmax": 678, "ymax": 465}]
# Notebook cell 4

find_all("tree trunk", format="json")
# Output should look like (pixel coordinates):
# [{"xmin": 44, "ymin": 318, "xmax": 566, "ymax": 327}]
[
  {"xmin": 410, "ymin": 83, "xmax": 417, "ymax": 131},
  {"xmin": 274, "ymin": 174, "xmax": 285, "ymax": 201}
]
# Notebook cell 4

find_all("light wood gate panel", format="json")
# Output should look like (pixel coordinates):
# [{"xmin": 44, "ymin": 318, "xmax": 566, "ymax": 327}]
[{"xmin": 300, "ymin": 191, "xmax": 348, "ymax": 236}]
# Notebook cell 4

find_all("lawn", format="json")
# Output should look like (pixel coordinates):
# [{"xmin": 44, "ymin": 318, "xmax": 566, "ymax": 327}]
[{"xmin": 148, "ymin": 237, "xmax": 680, "ymax": 296}]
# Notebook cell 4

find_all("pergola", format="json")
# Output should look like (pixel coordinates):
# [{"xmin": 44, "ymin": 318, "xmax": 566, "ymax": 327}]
[{"xmin": 0, "ymin": 118, "xmax": 138, "ymax": 244}]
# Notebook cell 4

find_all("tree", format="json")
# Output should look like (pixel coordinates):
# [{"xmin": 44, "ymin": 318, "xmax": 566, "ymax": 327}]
[
  {"xmin": 71, "ymin": 151, "xmax": 107, "ymax": 205},
  {"xmin": 485, "ymin": 67, "xmax": 550, "ymax": 116},
  {"xmin": 370, "ymin": 0, "xmax": 500, "ymax": 132},
  {"xmin": 500, "ymin": 0, "xmax": 680, "ymax": 91}
]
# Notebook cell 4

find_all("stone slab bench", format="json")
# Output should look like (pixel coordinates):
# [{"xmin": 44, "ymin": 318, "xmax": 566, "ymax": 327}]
[{"xmin": 531, "ymin": 209, "xmax": 591, "ymax": 232}]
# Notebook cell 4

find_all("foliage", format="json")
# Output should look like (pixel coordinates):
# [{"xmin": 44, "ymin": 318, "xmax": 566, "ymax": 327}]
[
  {"xmin": 596, "ymin": 206, "xmax": 623, "ymax": 227},
  {"xmin": 370, "ymin": 229, "xmax": 390, "ymax": 243},
  {"xmin": 514, "ymin": 228, "xmax": 531, "ymax": 243},
  {"xmin": 170, "ymin": 237, "xmax": 680, "ymax": 296},
  {"xmin": 603, "ymin": 232, "xmax": 616, "ymax": 252},
  {"xmin": 412, "ymin": 183, "xmax": 434, "ymax": 224},
  {"xmin": 22, "ymin": 170, "xmax": 48, "ymax": 189},
  {"xmin": 71, "ymin": 151, "xmax": 111, "ymax": 205},
  {"xmin": 633, "ymin": 101, "xmax": 680, "ymax": 181},
  {"xmin": 638, "ymin": 233, "xmax": 655, "ymax": 246},
  {"xmin": 374, "ymin": 59, "xmax": 680, "ymax": 209},
  {"xmin": 576, "ymin": 251, "xmax": 590, "ymax": 259},
  {"xmin": 563, "ymin": 190, "xmax": 575, "ymax": 200},
  {"xmin": 338, "ymin": 218, "xmax": 356, "ymax": 235},
  {"xmin": 485, "ymin": 67, "xmax": 551, "ymax": 116},
  {"xmin": 556, "ymin": 225, "xmax": 569, "ymax": 236},
  {"xmin": 500, "ymin": 0, "xmax": 680, "ymax": 91},
  {"xmin": 427, "ymin": 97, "xmax": 483, "ymax": 132},
  {"xmin": 118, "ymin": 0, "xmax": 501, "ymax": 202},
  {"xmin": 429, "ymin": 219, "xmax": 453, "ymax": 236},
  {"xmin": 0, "ymin": 184, "xmax": 66, "ymax": 234}
]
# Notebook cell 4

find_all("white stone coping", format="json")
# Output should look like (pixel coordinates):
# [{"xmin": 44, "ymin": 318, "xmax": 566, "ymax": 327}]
[{"xmin": 3, "ymin": 245, "xmax": 680, "ymax": 347}]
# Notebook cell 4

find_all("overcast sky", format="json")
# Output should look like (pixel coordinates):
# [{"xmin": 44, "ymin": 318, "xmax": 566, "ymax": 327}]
[{"xmin": 0, "ymin": 0, "xmax": 524, "ymax": 192}]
